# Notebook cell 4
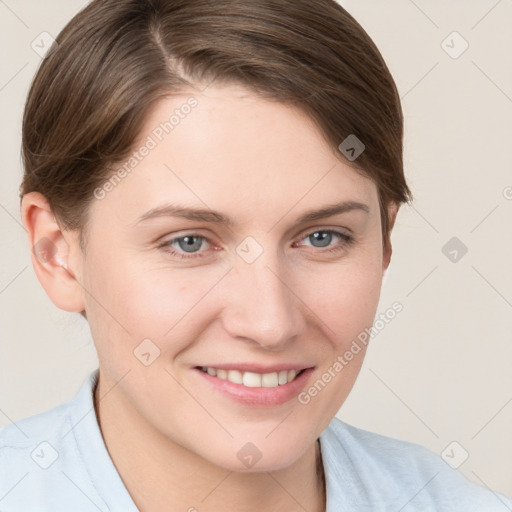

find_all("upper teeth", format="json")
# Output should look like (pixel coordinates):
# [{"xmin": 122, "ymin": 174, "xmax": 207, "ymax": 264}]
[{"xmin": 201, "ymin": 367, "xmax": 299, "ymax": 388}]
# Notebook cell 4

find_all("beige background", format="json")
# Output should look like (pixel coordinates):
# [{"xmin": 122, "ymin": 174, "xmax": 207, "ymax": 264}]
[{"xmin": 1, "ymin": 0, "xmax": 511, "ymax": 497}]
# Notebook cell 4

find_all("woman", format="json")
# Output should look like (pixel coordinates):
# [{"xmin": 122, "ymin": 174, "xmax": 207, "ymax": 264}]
[{"xmin": 2, "ymin": 0, "xmax": 510, "ymax": 510}]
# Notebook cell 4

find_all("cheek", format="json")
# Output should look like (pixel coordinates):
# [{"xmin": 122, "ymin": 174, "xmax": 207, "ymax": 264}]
[
  {"xmin": 297, "ymin": 253, "xmax": 384, "ymax": 343},
  {"xmin": 295, "ymin": 252, "xmax": 383, "ymax": 421},
  {"xmin": 84, "ymin": 251, "xmax": 228, "ymax": 360},
  {"xmin": 118, "ymin": 265, "xmax": 227, "ymax": 328}
]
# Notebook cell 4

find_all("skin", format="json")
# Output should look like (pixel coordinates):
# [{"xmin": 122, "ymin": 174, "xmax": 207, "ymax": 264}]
[{"xmin": 21, "ymin": 83, "xmax": 398, "ymax": 512}]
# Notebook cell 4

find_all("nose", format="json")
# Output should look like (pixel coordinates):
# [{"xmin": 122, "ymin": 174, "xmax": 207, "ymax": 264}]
[{"xmin": 220, "ymin": 251, "xmax": 306, "ymax": 350}]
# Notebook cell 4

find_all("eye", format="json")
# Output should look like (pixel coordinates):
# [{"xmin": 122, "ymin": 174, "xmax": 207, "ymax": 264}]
[
  {"xmin": 295, "ymin": 229, "xmax": 354, "ymax": 254},
  {"xmin": 158, "ymin": 234, "xmax": 212, "ymax": 260}
]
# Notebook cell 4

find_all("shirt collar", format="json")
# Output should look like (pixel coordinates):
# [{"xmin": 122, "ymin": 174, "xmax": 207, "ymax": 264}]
[{"xmin": 67, "ymin": 368, "xmax": 139, "ymax": 511}]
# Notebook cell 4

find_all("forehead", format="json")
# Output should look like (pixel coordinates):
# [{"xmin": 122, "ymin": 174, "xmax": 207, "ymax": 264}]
[{"xmin": 89, "ymin": 84, "xmax": 378, "ymax": 230}]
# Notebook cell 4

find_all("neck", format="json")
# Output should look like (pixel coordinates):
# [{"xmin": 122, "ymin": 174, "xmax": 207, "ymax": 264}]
[{"xmin": 94, "ymin": 372, "xmax": 326, "ymax": 512}]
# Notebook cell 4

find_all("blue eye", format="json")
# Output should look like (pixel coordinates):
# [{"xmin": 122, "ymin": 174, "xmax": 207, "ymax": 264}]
[
  {"xmin": 159, "ymin": 229, "xmax": 354, "ymax": 260},
  {"xmin": 173, "ymin": 235, "xmax": 205, "ymax": 253},
  {"xmin": 303, "ymin": 230, "xmax": 346, "ymax": 248},
  {"xmin": 160, "ymin": 235, "xmax": 209, "ymax": 259}
]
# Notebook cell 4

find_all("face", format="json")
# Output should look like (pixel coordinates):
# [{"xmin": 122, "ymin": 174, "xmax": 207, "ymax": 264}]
[{"xmin": 67, "ymin": 84, "xmax": 391, "ymax": 472}]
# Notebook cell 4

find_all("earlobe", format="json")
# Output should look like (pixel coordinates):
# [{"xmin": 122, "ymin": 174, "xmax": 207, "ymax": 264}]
[{"xmin": 21, "ymin": 192, "xmax": 85, "ymax": 313}]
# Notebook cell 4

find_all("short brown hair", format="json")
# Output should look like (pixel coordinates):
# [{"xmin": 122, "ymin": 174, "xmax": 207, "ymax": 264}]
[{"xmin": 20, "ymin": 0, "xmax": 412, "ymax": 254}]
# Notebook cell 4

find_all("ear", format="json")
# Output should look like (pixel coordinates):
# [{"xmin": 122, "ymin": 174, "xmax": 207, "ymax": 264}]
[
  {"xmin": 383, "ymin": 201, "xmax": 399, "ymax": 271},
  {"xmin": 20, "ymin": 192, "xmax": 85, "ymax": 313}
]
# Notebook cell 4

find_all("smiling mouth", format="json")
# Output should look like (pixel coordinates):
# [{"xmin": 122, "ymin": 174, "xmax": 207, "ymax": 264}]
[{"xmin": 197, "ymin": 367, "xmax": 306, "ymax": 388}]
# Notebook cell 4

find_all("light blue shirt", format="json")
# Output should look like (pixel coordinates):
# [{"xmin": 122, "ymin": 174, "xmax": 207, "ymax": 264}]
[{"xmin": 1, "ymin": 368, "xmax": 511, "ymax": 511}]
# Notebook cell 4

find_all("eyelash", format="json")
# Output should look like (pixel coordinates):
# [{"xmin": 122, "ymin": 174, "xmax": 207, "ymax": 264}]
[{"xmin": 158, "ymin": 229, "xmax": 355, "ymax": 260}]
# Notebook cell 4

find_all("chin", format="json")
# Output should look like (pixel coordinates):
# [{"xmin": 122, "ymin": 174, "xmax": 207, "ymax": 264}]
[{"xmin": 198, "ymin": 433, "xmax": 315, "ymax": 474}]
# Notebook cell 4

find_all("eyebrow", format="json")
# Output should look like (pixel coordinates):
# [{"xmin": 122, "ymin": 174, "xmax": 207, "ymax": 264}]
[{"xmin": 135, "ymin": 200, "xmax": 370, "ymax": 227}]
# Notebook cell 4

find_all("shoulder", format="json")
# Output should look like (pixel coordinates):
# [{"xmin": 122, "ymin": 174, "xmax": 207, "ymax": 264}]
[
  {"xmin": 320, "ymin": 417, "xmax": 512, "ymax": 511},
  {"xmin": 0, "ymin": 398, "xmax": 75, "ymax": 469},
  {"xmin": 0, "ymin": 371, "xmax": 107, "ymax": 511},
  {"xmin": 0, "ymin": 398, "xmax": 74, "ymax": 505}
]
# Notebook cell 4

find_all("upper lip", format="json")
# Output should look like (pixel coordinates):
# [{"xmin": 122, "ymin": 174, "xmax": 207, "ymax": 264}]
[{"xmin": 195, "ymin": 363, "xmax": 314, "ymax": 373}]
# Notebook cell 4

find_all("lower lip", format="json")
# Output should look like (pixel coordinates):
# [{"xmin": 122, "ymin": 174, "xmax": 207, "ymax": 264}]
[{"xmin": 193, "ymin": 367, "xmax": 315, "ymax": 407}]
